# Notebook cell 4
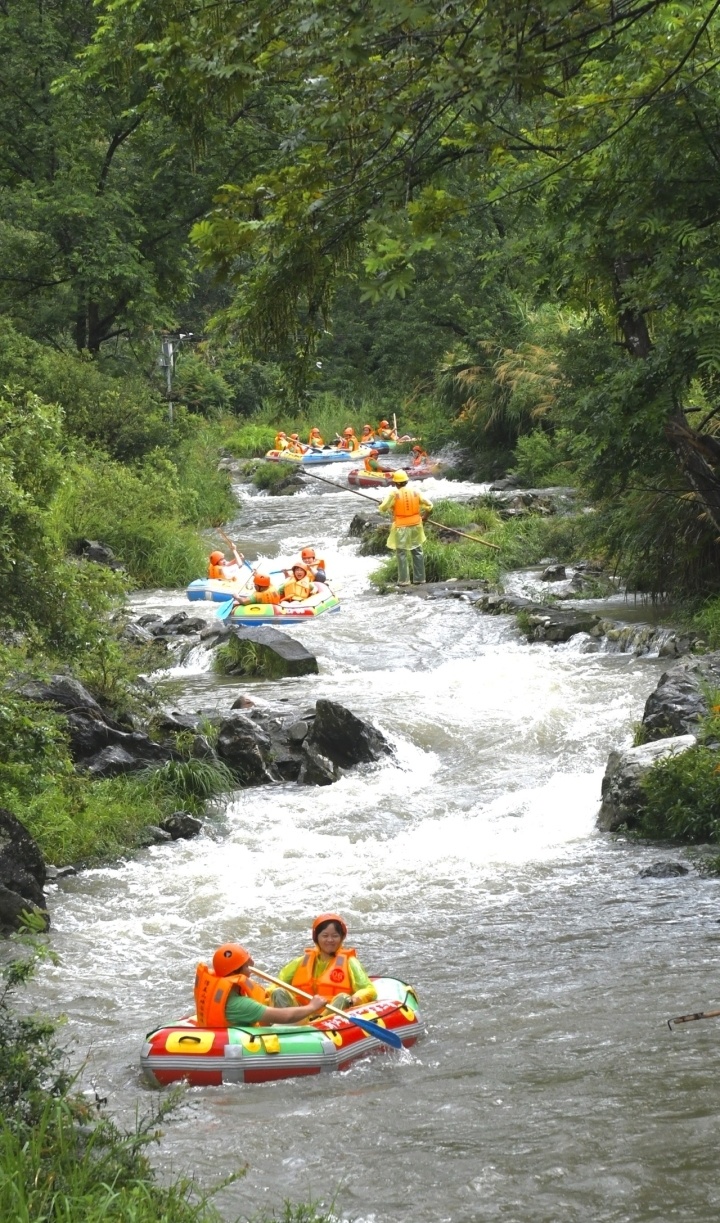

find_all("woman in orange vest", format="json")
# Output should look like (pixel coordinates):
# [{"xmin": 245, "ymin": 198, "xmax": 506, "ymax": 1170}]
[
  {"xmin": 378, "ymin": 469, "xmax": 433, "ymax": 585},
  {"xmin": 274, "ymin": 915, "xmax": 378, "ymax": 1011},
  {"xmin": 307, "ymin": 426, "xmax": 325, "ymax": 448},
  {"xmin": 411, "ymin": 445, "xmax": 428, "ymax": 467},
  {"xmin": 274, "ymin": 431, "xmax": 289, "ymax": 451},
  {"xmin": 377, "ymin": 418, "xmax": 397, "ymax": 441},
  {"xmin": 360, "ymin": 424, "xmax": 375, "ymax": 445},
  {"xmin": 233, "ymin": 573, "xmax": 281, "ymax": 606},
  {"xmin": 194, "ymin": 943, "xmax": 325, "ymax": 1029}
]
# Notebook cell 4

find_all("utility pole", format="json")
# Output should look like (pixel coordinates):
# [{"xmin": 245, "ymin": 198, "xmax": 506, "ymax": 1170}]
[{"xmin": 158, "ymin": 332, "xmax": 194, "ymax": 423}]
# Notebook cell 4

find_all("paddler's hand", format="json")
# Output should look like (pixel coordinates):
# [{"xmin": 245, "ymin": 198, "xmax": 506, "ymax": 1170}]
[
  {"xmin": 307, "ymin": 994, "xmax": 326, "ymax": 1015},
  {"xmin": 329, "ymin": 993, "xmax": 354, "ymax": 1011}
]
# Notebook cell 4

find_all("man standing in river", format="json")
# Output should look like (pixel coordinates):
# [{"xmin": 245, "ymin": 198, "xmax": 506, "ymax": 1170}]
[{"xmin": 378, "ymin": 470, "xmax": 433, "ymax": 585}]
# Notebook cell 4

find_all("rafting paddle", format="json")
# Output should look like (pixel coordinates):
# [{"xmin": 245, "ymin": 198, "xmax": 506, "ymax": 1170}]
[
  {"xmin": 299, "ymin": 467, "xmax": 501, "ymax": 549},
  {"xmin": 668, "ymin": 1007, "xmax": 720, "ymax": 1030},
  {"xmin": 249, "ymin": 967, "xmax": 404, "ymax": 1050}
]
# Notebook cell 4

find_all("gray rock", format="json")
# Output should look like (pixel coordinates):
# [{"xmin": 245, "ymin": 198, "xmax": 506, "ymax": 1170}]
[
  {"xmin": 348, "ymin": 510, "xmax": 384, "ymax": 538},
  {"xmin": 0, "ymin": 883, "xmax": 48, "ymax": 932},
  {"xmin": 160, "ymin": 811, "xmax": 203, "ymax": 840},
  {"xmin": 641, "ymin": 654, "xmax": 720, "ymax": 740},
  {"xmin": 298, "ymin": 741, "xmax": 339, "ymax": 786},
  {"xmin": 597, "ymin": 735, "xmax": 697, "ymax": 831},
  {"xmin": 309, "ymin": 699, "xmax": 392, "ymax": 767},
  {"xmin": 0, "ymin": 808, "xmax": 48, "ymax": 932},
  {"xmin": 216, "ymin": 713, "xmax": 277, "ymax": 785},
  {"xmin": 273, "ymin": 752, "xmax": 304, "ymax": 781},
  {"xmin": 638, "ymin": 861, "xmax": 690, "ymax": 878},
  {"xmin": 225, "ymin": 626, "xmax": 319, "ymax": 678},
  {"xmin": 163, "ymin": 612, "xmax": 189, "ymax": 630},
  {"xmin": 74, "ymin": 538, "xmax": 123, "ymax": 570},
  {"xmin": 489, "ymin": 476, "xmax": 521, "ymax": 491},
  {"xmin": 172, "ymin": 616, "xmax": 208, "ymax": 635},
  {"xmin": 122, "ymin": 622, "xmax": 154, "ymax": 645},
  {"xmin": 541, "ymin": 564, "xmax": 567, "ymax": 582},
  {"xmin": 137, "ymin": 613, "xmax": 163, "ymax": 628},
  {"xmin": 155, "ymin": 712, "xmax": 200, "ymax": 734},
  {"xmin": 231, "ymin": 694, "xmax": 256, "ymax": 709},
  {"xmin": 14, "ymin": 674, "xmax": 108, "ymax": 722},
  {"xmin": 56, "ymin": 865, "xmax": 77, "ymax": 878},
  {"xmin": 140, "ymin": 825, "xmax": 173, "ymax": 845},
  {"xmin": 287, "ymin": 719, "xmax": 310, "ymax": 743},
  {"xmin": 83, "ymin": 745, "xmax": 141, "ymax": 778}
]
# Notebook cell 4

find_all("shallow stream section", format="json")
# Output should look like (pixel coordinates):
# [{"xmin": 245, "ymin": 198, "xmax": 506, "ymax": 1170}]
[{"xmin": 34, "ymin": 477, "xmax": 720, "ymax": 1223}]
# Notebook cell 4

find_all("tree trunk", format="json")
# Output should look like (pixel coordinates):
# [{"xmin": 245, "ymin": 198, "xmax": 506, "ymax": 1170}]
[
  {"xmin": 665, "ymin": 412, "xmax": 720, "ymax": 536},
  {"xmin": 613, "ymin": 257, "xmax": 652, "ymax": 359}
]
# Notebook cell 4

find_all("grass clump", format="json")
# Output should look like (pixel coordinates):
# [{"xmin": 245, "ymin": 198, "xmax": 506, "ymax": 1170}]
[
  {"xmin": 138, "ymin": 757, "xmax": 235, "ymax": 814},
  {"xmin": 691, "ymin": 596, "xmax": 720, "ymax": 649},
  {"xmin": 252, "ymin": 461, "xmax": 299, "ymax": 491}
]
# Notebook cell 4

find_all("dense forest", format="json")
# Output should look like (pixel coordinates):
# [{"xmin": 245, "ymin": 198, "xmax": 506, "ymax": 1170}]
[{"xmin": 4, "ymin": 1, "xmax": 720, "ymax": 1217}]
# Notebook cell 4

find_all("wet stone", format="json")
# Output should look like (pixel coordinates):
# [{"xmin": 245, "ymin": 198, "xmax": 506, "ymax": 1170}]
[{"xmin": 638, "ymin": 861, "xmax": 690, "ymax": 879}]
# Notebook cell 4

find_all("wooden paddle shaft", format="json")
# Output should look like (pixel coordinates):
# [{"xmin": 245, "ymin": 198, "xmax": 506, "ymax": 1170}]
[
  {"xmin": 250, "ymin": 966, "xmax": 347, "ymax": 1020},
  {"xmin": 671, "ymin": 1008, "xmax": 720, "ymax": 1025},
  {"xmin": 300, "ymin": 467, "xmax": 500, "ymax": 549}
]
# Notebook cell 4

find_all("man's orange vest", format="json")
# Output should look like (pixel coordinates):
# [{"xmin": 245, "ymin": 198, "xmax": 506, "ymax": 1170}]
[
  {"xmin": 194, "ymin": 963, "xmax": 269, "ymax": 1027},
  {"xmin": 290, "ymin": 947, "xmax": 357, "ymax": 1001},
  {"xmin": 392, "ymin": 487, "xmax": 422, "ymax": 527}
]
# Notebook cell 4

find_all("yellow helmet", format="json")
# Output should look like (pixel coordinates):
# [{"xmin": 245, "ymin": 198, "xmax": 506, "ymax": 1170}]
[{"xmin": 392, "ymin": 470, "xmax": 409, "ymax": 485}]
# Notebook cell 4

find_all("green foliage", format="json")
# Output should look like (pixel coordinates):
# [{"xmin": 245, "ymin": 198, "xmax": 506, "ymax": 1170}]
[
  {"xmin": 224, "ymin": 423, "xmax": 280, "ymax": 458},
  {"xmin": 692, "ymin": 597, "xmax": 720, "ymax": 649},
  {"xmin": 51, "ymin": 454, "xmax": 205, "ymax": 586},
  {"xmin": 252, "ymin": 461, "xmax": 297, "ymax": 491},
  {"xmin": 0, "ymin": 935, "xmax": 229, "ymax": 1222},
  {"xmin": 639, "ymin": 747, "xmax": 720, "ymax": 843},
  {"xmin": 214, "ymin": 636, "xmax": 294, "ymax": 678},
  {"xmin": 511, "ymin": 429, "xmax": 578, "ymax": 488},
  {"xmin": 138, "ymin": 758, "xmax": 235, "ymax": 814}
]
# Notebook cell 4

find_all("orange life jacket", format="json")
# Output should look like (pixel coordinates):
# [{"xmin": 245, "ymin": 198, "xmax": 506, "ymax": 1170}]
[
  {"xmin": 282, "ymin": 576, "xmax": 313, "ymax": 601},
  {"xmin": 308, "ymin": 431, "xmax": 324, "ymax": 446},
  {"xmin": 251, "ymin": 588, "xmax": 281, "ymax": 605},
  {"xmin": 194, "ymin": 963, "xmax": 269, "ymax": 1028},
  {"xmin": 208, "ymin": 563, "xmax": 224, "ymax": 580},
  {"xmin": 412, "ymin": 450, "xmax": 428, "ymax": 466},
  {"xmin": 291, "ymin": 947, "xmax": 357, "ymax": 1001},
  {"xmin": 392, "ymin": 487, "xmax": 422, "ymax": 527},
  {"xmin": 338, "ymin": 435, "xmax": 359, "ymax": 451},
  {"xmin": 363, "ymin": 456, "xmax": 383, "ymax": 473},
  {"xmin": 275, "ymin": 435, "xmax": 289, "ymax": 450}
]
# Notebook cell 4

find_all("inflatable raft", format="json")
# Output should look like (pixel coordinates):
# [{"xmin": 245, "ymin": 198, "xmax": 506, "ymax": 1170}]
[
  {"xmin": 227, "ymin": 582, "xmax": 339, "ymax": 625},
  {"xmin": 141, "ymin": 978, "xmax": 423, "ymax": 1087},
  {"xmin": 348, "ymin": 465, "xmax": 436, "ymax": 488},
  {"xmin": 265, "ymin": 447, "xmax": 364, "ymax": 465},
  {"xmin": 187, "ymin": 576, "xmax": 250, "ymax": 604}
]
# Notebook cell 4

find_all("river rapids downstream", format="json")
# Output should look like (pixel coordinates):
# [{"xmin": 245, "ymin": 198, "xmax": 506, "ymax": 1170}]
[{"xmin": 32, "ymin": 471, "xmax": 720, "ymax": 1223}]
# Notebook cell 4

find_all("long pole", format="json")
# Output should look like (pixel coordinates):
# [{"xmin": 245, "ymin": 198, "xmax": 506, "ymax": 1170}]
[
  {"xmin": 668, "ymin": 1007, "xmax": 720, "ymax": 1030},
  {"xmin": 249, "ymin": 967, "xmax": 404, "ymax": 1050},
  {"xmin": 299, "ymin": 467, "xmax": 501, "ymax": 550}
]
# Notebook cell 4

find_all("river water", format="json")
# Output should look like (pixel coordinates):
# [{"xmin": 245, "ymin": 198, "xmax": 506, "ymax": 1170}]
[{"xmin": 36, "ymin": 473, "xmax": 720, "ymax": 1223}]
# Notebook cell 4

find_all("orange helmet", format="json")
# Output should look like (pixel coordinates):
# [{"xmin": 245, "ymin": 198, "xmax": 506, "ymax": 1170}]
[
  {"xmin": 301, "ymin": 547, "xmax": 316, "ymax": 561},
  {"xmin": 209, "ymin": 550, "xmax": 224, "ymax": 564},
  {"xmin": 290, "ymin": 433, "xmax": 299, "ymax": 440},
  {"xmin": 412, "ymin": 445, "xmax": 423, "ymax": 452},
  {"xmin": 212, "ymin": 942, "xmax": 251, "ymax": 976},
  {"xmin": 362, "ymin": 424, "xmax": 372, "ymax": 432},
  {"xmin": 369, "ymin": 449, "xmax": 379, "ymax": 458},
  {"xmin": 312, "ymin": 913, "xmax": 348, "ymax": 941},
  {"xmin": 310, "ymin": 427, "xmax": 320, "ymax": 434},
  {"xmin": 379, "ymin": 419, "xmax": 389, "ymax": 428},
  {"xmin": 292, "ymin": 563, "xmax": 308, "ymax": 577},
  {"xmin": 277, "ymin": 432, "xmax": 286, "ymax": 438},
  {"xmin": 254, "ymin": 574, "xmax": 271, "ymax": 589},
  {"xmin": 344, "ymin": 427, "xmax": 354, "ymax": 436}
]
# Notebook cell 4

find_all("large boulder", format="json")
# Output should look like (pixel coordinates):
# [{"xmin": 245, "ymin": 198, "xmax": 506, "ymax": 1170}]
[
  {"xmin": 308, "ymin": 699, "xmax": 392, "ymax": 768},
  {"xmin": 216, "ymin": 713, "xmax": 278, "ymax": 785},
  {"xmin": 298, "ymin": 741, "xmax": 340, "ymax": 786},
  {"xmin": 221, "ymin": 627, "xmax": 318, "ymax": 678},
  {"xmin": 597, "ymin": 735, "xmax": 697, "ymax": 831},
  {"xmin": 641, "ymin": 653, "xmax": 720, "ymax": 740},
  {"xmin": 14, "ymin": 675, "xmax": 112, "ymax": 724},
  {"xmin": 0, "ymin": 808, "xmax": 48, "ymax": 932}
]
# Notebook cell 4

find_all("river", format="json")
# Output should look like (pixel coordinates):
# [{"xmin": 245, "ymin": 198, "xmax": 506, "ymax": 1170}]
[{"xmin": 35, "ymin": 472, "xmax": 720, "ymax": 1223}]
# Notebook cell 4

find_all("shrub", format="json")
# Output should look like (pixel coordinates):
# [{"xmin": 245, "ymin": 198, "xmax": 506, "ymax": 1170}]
[
  {"xmin": 252, "ymin": 461, "xmax": 297, "ymax": 491},
  {"xmin": 138, "ymin": 758, "xmax": 235, "ymax": 813},
  {"xmin": 639, "ymin": 746, "xmax": 720, "ymax": 842}
]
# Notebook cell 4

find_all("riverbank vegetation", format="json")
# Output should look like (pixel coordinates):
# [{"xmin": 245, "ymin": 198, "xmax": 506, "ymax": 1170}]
[{"xmin": 2, "ymin": 929, "xmax": 332, "ymax": 1223}]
